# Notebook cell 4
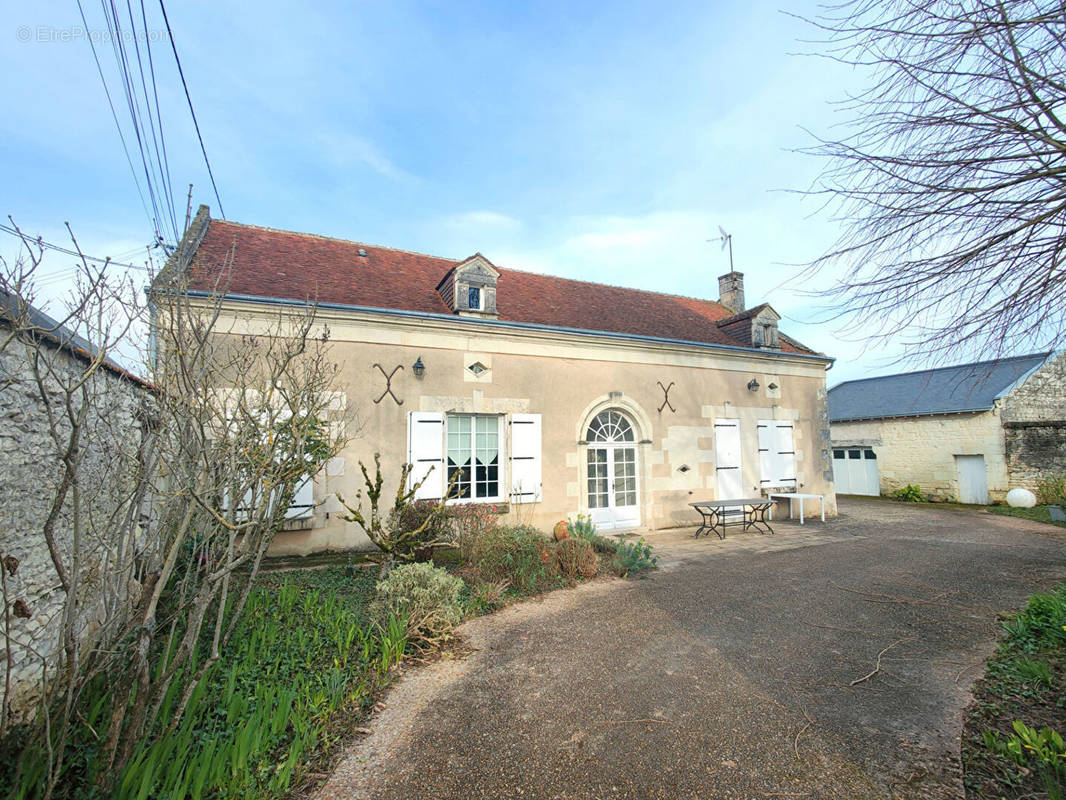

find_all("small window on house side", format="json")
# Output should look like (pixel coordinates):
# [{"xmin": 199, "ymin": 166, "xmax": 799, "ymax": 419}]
[
  {"xmin": 468, "ymin": 286, "xmax": 481, "ymax": 310},
  {"xmin": 833, "ymin": 449, "xmax": 845, "ymax": 459},
  {"xmin": 864, "ymin": 450, "xmax": 877, "ymax": 460},
  {"xmin": 848, "ymin": 449, "xmax": 861, "ymax": 459}
]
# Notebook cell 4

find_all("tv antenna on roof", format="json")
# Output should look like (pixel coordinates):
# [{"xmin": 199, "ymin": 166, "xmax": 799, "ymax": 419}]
[{"xmin": 708, "ymin": 226, "xmax": 735, "ymax": 272}]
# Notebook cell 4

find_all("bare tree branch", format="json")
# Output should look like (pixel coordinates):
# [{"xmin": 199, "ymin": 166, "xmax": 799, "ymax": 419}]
[{"xmin": 799, "ymin": 0, "xmax": 1066, "ymax": 361}]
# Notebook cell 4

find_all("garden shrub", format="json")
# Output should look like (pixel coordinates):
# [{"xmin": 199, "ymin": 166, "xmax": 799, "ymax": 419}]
[
  {"xmin": 470, "ymin": 524, "xmax": 563, "ymax": 595},
  {"xmin": 369, "ymin": 562, "xmax": 465, "ymax": 643},
  {"xmin": 1000, "ymin": 585, "xmax": 1066, "ymax": 653},
  {"xmin": 465, "ymin": 579, "xmax": 511, "ymax": 614},
  {"xmin": 1036, "ymin": 474, "xmax": 1066, "ymax": 506},
  {"xmin": 389, "ymin": 498, "xmax": 455, "ymax": 560},
  {"xmin": 612, "ymin": 538, "xmax": 658, "ymax": 577},
  {"xmin": 339, "ymin": 455, "xmax": 455, "ymax": 563},
  {"xmin": 569, "ymin": 513, "xmax": 619, "ymax": 554},
  {"xmin": 555, "ymin": 537, "xmax": 599, "ymax": 580},
  {"xmin": 450, "ymin": 502, "xmax": 502, "ymax": 561},
  {"xmin": 892, "ymin": 484, "xmax": 927, "ymax": 502}
]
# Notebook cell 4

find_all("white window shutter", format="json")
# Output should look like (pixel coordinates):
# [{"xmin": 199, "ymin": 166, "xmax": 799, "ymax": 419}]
[
  {"xmin": 756, "ymin": 421, "xmax": 774, "ymax": 486},
  {"xmin": 285, "ymin": 476, "xmax": 314, "ymax": 519},
  {"xmin": 221, "ymin": 486, "xmax": 254, "ymax": 521},
  {"xmin": 775, "ymin": 422, "xmax": 796, "ymax": 484},
  {"xmin": 407, "ymin": 411, "xmax": 445, "ymax": 499},
  {"xmin": 714, "ymin": 419, "xmax": 743, "ymax": 498},
  {"xmin": 509, "ymin": 413, "xmax": 542, "ymax": 503}
]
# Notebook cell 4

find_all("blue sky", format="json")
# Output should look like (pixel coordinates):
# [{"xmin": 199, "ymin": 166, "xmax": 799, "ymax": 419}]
[{"xmin": 2, "ymin": 0, "xmax": 905, "ymax": 384}]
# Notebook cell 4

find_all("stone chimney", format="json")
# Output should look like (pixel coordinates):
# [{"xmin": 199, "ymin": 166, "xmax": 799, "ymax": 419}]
[{"xmin": 718, "ymin": 271, "xmax": 745, "ymax": 314}]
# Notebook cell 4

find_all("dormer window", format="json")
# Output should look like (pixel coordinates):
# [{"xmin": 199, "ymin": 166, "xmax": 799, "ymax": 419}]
[
  {"xmin": 752, "ymin": 315, "xmax": 780, "ymax": 349},
  {"xmin": 715, "ymin": 302, "xmax": 781, "ymax": 350},
  {"xmin": 437, "ymin": 253, "xmax": 500, "ymax": 318}
]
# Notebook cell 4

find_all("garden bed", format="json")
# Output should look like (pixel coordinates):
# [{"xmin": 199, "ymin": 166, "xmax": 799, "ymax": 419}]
[
  {"xmin": 961, "ymin": 582, "xmax": 1066, "ymax": 799},
  {"xmin": 1, "ymin": 512, "xmax": 656, "ymax": 800}
]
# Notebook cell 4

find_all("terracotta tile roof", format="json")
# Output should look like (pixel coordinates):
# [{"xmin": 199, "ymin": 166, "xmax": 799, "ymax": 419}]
[{"xmin": 187, "ymin": 216, "xmax": 816, "ymax": 355}]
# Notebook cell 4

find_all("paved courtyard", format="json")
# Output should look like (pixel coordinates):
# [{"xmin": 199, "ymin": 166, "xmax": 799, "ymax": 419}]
[{"xmin": 319, "ymin": 498, "xmax": 1066, "ymax": 800}]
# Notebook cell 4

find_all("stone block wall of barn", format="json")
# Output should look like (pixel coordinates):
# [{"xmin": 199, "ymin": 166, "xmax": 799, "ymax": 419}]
[
  {"xmin": 830, "ymin": 411, "xmax": 1008, "ymax": 501},
  {"xmin": 1001, "ymin": 352, "xmax": 1066, "ymax": 492}
]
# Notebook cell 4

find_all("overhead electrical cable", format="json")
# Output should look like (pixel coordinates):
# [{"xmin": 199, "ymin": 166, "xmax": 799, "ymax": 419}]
[
  {"xmin": 121, "ymin": 0, "xmax": 179, "ymax": 243},
  {"xmin": 0, "ymin": 223, "xmax": 155, "ymax": 273},
  {"xmin": 102, "ymin": 0, "xmax": 166, "ymax": 244},
  {"xmin": 74, "ymin": 0, "xmax": 155, "ymax": 235},
  {"xmin": 136, "ymin": 0, "xmax": 180, "ymax": 241},
  {"xmin": 158, "ymin": 0, "xmax": 225, "ymax": 218}
]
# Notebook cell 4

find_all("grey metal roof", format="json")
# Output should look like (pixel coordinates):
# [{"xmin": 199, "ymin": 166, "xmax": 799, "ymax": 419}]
[{"xmin": 828, "ymin": 353, "xmax": 1052, "ymax": 423}]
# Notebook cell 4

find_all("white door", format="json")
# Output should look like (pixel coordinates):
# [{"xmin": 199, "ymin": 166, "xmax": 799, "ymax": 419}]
[
  {"xmin": 714, "ymin": 419, "xmax": 743, "ymax": 498},
  {"xmin": 956, "ymin": 454, "xmax": 988, "ymax": 504},
  {"xmin": 586, "ymin": 410, "xmax": 640, "ymax": 530},
  {"xmin": 832, "ymin": 448, "xmax": 879, "ymax": 496}
]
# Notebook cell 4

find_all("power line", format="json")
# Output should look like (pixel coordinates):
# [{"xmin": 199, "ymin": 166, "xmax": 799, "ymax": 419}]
[
  {"xmin": 158, "ymin": 0, "xmax": 225, "ymax": 219},
  {"xmin": 75, "ymin": 0, "xmax": 155, "ymax": 234},
  {"xmin": 122, "ymin": 0, "xmax": 178, "ymax": 242},
  {"xmin": 137, "ymin": 0, "xmax": 179, "ymax": 241},
  {"xmin": 0, "ymin": 223, "xmax": 156, "ymax": 273},
  {"xmin": 102, "ymin": 0, "xmax": 167, "ymax": 243}
]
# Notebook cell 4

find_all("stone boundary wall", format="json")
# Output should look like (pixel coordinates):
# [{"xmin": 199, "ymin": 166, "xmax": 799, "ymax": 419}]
[
  {"xmin": 1003, "ymin": 420, "xmax": 1066, "ymax": 492},
  {"xmin": 0, "ymin": 333, "xmax": 149, "ymax": 723},
  {"xmin": 1000, "ymin": 352, "xmax": 1066, "ymax": 491}
]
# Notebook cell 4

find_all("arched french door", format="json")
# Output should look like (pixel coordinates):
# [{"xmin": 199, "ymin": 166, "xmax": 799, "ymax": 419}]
[{"xmin": 586, "ymin": 409, "xmax": 640, "ymax": 530}]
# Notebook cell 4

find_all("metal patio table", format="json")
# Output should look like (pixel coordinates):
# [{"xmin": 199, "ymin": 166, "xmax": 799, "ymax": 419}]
[{"xmin": 690, "ymin": 498, "xmax": 775, "ymax": 539}]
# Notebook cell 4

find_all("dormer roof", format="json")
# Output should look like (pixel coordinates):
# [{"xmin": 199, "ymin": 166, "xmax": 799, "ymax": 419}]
[{"xmin": 715, "ymin": 303, "xmax": 780, "ymax": 326}]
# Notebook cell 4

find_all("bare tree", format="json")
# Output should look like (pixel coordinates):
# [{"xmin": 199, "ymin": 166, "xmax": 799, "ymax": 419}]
[
  {"xmin": 0, "ymin": 228, "xmax": 350, "ymax": 797},
  {"xmin": 801, "ymin": 0, "xmax": 1066, "ymax": 361},
  {"xmin": 0, "ymin": 226, "xmax": 155, "ymax": 798},
  {"xmin": 101, "ymin": 260, "xmax": 348, "ymax": 774}
]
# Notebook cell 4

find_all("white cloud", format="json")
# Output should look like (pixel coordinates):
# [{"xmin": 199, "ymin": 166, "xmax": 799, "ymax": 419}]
[
  {"xmin": 441, "ymin": 211, "xmax": 523, "ymax": 232},
  {"xmin": 313, "ymin": 131, "xmax": 414, "ymax": 183}
]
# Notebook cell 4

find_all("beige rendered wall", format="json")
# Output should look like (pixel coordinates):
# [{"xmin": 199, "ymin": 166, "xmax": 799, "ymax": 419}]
[
  {"xmin": 831, "ymin": 411, "xmax": 1007, "ymax": 501},
  {"xmin": 212, "ymin": 302, "xmax": 836, "ymax": 555}
]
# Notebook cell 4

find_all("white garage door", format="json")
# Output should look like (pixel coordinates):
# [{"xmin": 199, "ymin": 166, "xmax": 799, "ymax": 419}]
[{"xmin": 833, "ymin": 447, "xmax": 879, "ymax": 496}]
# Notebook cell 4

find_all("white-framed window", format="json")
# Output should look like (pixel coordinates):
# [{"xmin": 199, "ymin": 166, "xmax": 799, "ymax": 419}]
[
  {"xmin": 757, "ymin": 419, "xmax": 797, "ymax": 486},
  {"xmin": 447, "ymin": 413, "xmax": 502, "ymax": 500},
  {"xmin": 406, "ymin": 411, "xmax": 541, "ymax": 504}
]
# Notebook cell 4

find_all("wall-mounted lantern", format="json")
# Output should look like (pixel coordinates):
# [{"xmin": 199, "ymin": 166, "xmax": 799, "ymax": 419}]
[
  {"xmin": 412, "ymin": 356, "xmax": 426, "ymax": 378},
  {"xmin": 747, "ymin": 378, "xmax": 760, "ymax": 392}
]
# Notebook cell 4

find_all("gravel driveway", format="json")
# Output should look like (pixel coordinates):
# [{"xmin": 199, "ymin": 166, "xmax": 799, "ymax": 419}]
[{"xmin": 318, "ymin": 498, "xmax": 1066, "ymax": 800}]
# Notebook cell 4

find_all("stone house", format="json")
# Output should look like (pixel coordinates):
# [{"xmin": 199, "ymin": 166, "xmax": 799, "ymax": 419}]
[
  {"xmin": 174, "ymin": 206, "xmax": 837, "ymax": 554},
  {"xmin": 0, "ymin": 292, "xmax": 153, "ymax": 722},
  {"xmin": 828, "ymin": 352, "xmax": 1066, "ymax": 503}
]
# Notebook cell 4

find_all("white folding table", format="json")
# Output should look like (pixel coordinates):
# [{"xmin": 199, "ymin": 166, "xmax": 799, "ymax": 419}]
[{"xmin": 767, "ymin": 492, "xmax": 825, "ymax": 525}]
